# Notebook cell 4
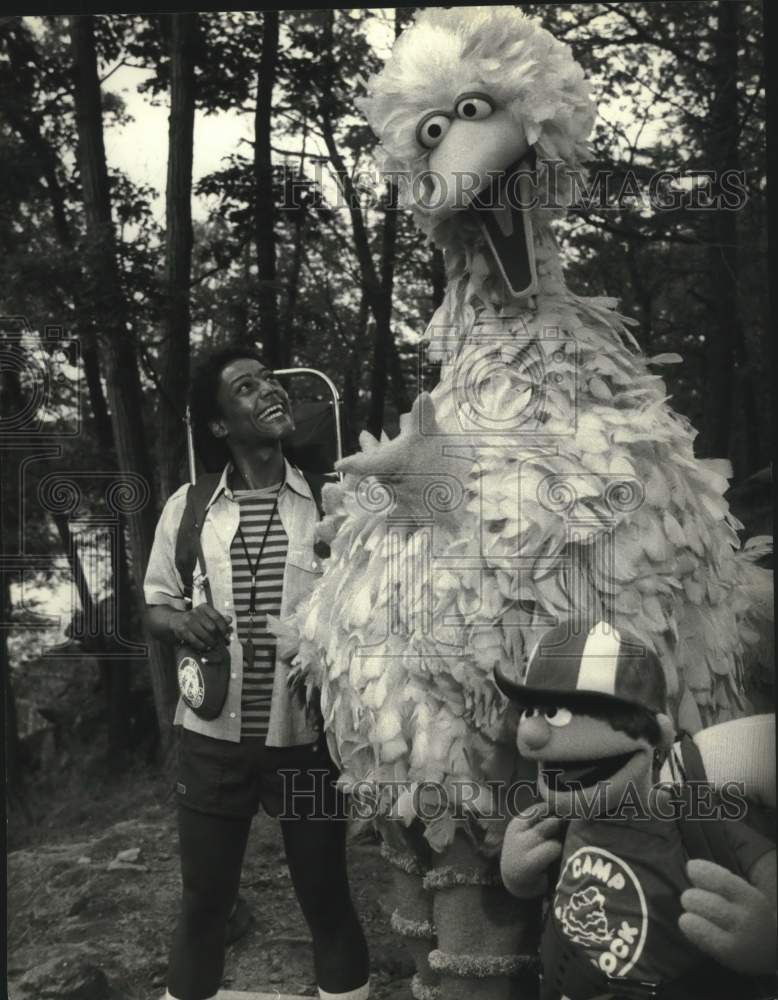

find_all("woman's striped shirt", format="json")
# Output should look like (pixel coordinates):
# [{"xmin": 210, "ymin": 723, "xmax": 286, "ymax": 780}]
[{"xmin": 230, "ymin": 482, "xmax": 287, "ymax": 738}]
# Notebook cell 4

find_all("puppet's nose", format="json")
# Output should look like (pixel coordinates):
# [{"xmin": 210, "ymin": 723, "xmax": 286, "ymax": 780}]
[{"xmin": 519, "ymin": 716, "xmax": 551, "ymax": 751}]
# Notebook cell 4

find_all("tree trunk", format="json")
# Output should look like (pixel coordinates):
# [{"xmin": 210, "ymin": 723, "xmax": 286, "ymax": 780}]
[
  {"xmin": 254, "ymin": 11, "xmax": 281, "ymax": 365},
  {"xmin": 431, "ymin": 247, "xmax": 446, "ymax": 310},
  {"xmin": 51, "ymin": 515, "xmax": 131, "ymax": 755},
  {"xmin": 282, "ymin": 120, "xmax": 310, "ymax": 356},
  {"xmin": 367, "ymin": 183, "xmax": 398, "ymax": 437},
  {"xmin": 283, "ymin": 216, "xmax": 304, "ymax": 358},
  {"xmin": 1, "ymin": 28, "xmax": 113, "ymax": 454},
  {"xmin": 159, "ymin": 12, "xmax": 197, "ymax": 501},
  {"xmin": 342, "ymin": 290, "xmax": 369, "ymax": 452},
  {"xmin": 2, "ymin": 579, "xmax": 22, "ymax": 804},
  {"xmin": 51, "ymin": 512, "xmax": 97, "ymax": 632},
  {"xmin": 5, "ymin": 27, "xmax": 139, "ymax": 754},
  {"xmin": 624, "ymin": 233, "xmax": 653, "ymax": 352},
  {"xmin": 703, "ymin": 1, "xmax": 741, "ymax": 462},
  {"xmin": 382, "ymin": 6, "xmax": 409, "ymax": 419},
  {"xmin": 386, "ymin": 330, "xmax": 410, "ymax": 419},
  {"xmin": 69, "ymin": 14, "xmax": 175, "ymax": 742},
  {"xmin": 1, "ymin": 367, "xmax": 23, "ymax": 800},
  {"xmin": 317, "ymin": 9, "xmax": 408, "ymax": 430},
  {"xmin": 107, "ymin": 522, "xmax": 132, "ymax": 755}
]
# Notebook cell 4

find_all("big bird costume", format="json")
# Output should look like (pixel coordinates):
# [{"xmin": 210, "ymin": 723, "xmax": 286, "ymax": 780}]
[{"xmin": 272, "ymin": 8, "xmax": 772, "ymax": 999}]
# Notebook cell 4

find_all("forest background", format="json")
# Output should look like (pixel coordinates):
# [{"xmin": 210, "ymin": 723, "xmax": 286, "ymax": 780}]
[{"xmin": 1, "ymin": 3, "xmax": 771, "ymax": 795}]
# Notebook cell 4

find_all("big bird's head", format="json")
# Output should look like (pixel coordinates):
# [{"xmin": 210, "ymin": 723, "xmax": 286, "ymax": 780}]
[{"xmin": 358, "ymin": 7, "xmax": 595, "ymax": 303}]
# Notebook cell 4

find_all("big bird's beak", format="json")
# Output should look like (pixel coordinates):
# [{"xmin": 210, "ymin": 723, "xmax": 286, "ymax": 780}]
[{"xmin": 424, "ymin": 111, "xmax": 537, "ymax": 298}]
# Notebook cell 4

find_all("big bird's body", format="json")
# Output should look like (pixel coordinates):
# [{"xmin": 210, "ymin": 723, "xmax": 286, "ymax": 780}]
[{"xmin": 273, "ymin": 9, "xmax": 772, "ymax": 999}]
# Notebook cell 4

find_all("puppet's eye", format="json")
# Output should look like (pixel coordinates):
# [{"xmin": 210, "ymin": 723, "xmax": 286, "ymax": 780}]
[
  {"xmin": 454, "ymin": 93, "xmax": 495, "ymax": 122},
  {"xmin": 416, "ymin": 112, "xmax": 452, "ymax": 149},
  {"xmin": 521, "ymin": 707, "xmax": 538, "ymax": 721},
  {"xmin": 544, "ymin": 707, "xmax": 572, "ymax": 728}
]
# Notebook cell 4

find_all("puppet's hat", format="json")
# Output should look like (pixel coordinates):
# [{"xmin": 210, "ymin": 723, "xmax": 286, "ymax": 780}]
[{"xmin": 494, "ymin": 620, "xmax": 667, "ymax": 715}]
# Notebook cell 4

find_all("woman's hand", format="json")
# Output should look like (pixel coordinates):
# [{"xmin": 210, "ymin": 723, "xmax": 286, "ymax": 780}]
[{"xmin": 171, "ymin": 606, "xmax": 232, "ymax": 652}]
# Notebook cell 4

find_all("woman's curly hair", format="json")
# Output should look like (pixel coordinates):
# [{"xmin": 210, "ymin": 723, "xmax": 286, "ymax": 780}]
[{"xmin": 189, "ymin": 345, "xmax": 267, "ymax": 473}]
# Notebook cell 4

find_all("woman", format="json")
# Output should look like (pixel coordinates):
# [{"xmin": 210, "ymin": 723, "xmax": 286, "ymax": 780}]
[{"xmin": 144, "ymin": 346, "xmax": 370, "ymax": 1000}]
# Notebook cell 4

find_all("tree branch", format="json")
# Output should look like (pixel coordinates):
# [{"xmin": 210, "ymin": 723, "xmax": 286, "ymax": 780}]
[
  {"xmin": 572, "ymin": 210, "xmax": 702, "ymax": 245},
  {"xmin": 608, "ymin": 4, "xmax": 711, "ymax": 71},
  {"xmin": 99, "ymin": 59, "xmax": 127, "ymax": 85}
]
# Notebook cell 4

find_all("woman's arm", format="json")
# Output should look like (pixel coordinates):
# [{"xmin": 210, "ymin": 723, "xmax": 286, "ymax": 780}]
[{"xmin": 145, "ymin": 604, "xmax": 232, "ymax": 651}]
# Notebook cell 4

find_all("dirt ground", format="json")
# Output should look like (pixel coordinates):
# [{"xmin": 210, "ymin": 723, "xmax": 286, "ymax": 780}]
[{"xmin": 7, "ymin": 754, "xmax": 414, "ymax": 1000}]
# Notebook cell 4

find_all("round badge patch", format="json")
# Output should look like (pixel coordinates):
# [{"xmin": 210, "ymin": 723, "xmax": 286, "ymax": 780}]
[
  {"xmin": 178, "ymin": 656, "xmax": 205, "ymax": 709},
  {"xmin": 553, "ymin": 846, "xmax": 648, "ymax": 977}
]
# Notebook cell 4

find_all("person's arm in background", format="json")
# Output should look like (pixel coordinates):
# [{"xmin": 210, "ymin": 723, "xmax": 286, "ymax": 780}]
[
  {"xmin": 652, "ymin": 715, "xmax": 777, "ymax": 975},
  {"xmin": 680, "ymin": 844, "xmax": 776, "ymax": 975},
  {"xmin": 143, "ymin": 486, "xmax": 232, "ymax": 651},
  {"xmin": 660, "ymin": 714, "xmax": 776, "ymax": 808},
  {"xmin": 679, "ymin": 780, "xmax": 776, "ymax": 976}
]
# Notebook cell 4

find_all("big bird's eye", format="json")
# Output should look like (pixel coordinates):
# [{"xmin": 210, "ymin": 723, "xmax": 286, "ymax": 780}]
[
  {"xmin": 544, "ymin": 707, "xmax": 573, "ymax": 728},
  {"xmin": 521, "ymin": 707, "xmax": 539, "ymax": 721},
  {"xmin": 416, "ymin": 112, "xmax": 452, "ymax": 149},
  {"xmin": 454, "ymin": 93, "xmax": 495, "ymax": 122}
]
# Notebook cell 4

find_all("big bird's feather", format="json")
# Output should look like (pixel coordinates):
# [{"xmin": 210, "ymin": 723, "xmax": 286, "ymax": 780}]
[{"xmin": 272, "ymin": 7, "xmax": 773, "ymax": 855}]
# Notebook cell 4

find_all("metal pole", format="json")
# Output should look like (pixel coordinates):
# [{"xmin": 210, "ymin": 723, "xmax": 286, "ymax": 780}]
[{"xmin": 272, "ymin": 366, "xmax": 344, "ymax": 476}]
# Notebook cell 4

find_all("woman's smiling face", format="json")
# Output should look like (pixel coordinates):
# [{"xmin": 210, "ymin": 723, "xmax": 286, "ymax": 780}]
[
  {"xmin": 210, "ymin": 358, "xmax": 295, "ymax": 446},
  {"xmin": 516, "ymin": 705, "xmax": 655, "ymax": 817}
]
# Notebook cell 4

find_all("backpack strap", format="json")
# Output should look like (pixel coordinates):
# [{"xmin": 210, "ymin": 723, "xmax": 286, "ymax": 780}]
[
  {"xmin": 174, "ymin": 473, "xmax": 222, "ymax": 605},
  {"xmin": 675, "ymin": 731, "xmax": 742, "ymax": 874}
]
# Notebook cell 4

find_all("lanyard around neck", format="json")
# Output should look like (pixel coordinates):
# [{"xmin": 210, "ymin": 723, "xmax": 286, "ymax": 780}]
[
  {"xmin": 235, "ymin": 485, "xmax": 281, "ymax": 620},
  {"xmin": 238, "ymin": 477, "xmax": 286, "ymax": 612}
]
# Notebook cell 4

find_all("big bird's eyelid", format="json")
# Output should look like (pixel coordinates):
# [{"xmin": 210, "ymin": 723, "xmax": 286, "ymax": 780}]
[
  {"xmin": 454, "ymin": 91, "xmax": 496, "ymax": 119},
  {"xmin": 415, "ymin": 109, "xmax": 452, "ymax": 149}
]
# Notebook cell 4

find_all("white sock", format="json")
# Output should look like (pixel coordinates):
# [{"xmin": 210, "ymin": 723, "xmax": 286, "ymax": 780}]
[
  {"xmin": 318, "ymin": 983, "xmax": 370, "ymax": 1000},
  {"xmin": 164, "ymin": 993, "xmax": 216, "ymax": 1000}
]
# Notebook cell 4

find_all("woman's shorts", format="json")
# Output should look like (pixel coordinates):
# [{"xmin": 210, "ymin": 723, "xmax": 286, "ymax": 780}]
[{"xmin": 175, "ymin": 727, "xmax": 344, "ymax": 820}]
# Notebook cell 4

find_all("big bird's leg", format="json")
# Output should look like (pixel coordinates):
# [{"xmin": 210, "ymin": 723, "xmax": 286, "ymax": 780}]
[
  {"xmin": 378, "ymin": 818, "xmax": 441, "ymax": 1000},
  {"xmin": 426, "ymin": 832, "xmax": 539, "ymax": 1000}
]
